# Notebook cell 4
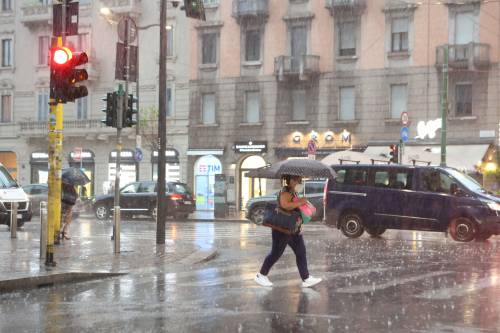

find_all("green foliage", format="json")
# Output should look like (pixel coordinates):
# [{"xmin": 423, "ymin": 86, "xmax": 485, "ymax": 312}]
[{"xmin": 139, "ymin": 106, "xmax": 159, "ymax": 152}]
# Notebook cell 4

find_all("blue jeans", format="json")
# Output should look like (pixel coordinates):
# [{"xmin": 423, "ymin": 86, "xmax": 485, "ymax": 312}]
[{"xmin": 259, "ymin": 229, "xmax": 310, "ymax": 281}]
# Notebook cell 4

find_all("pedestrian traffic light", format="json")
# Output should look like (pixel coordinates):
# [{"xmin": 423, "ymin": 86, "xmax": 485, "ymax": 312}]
[
  {"xmin": 50, "ymin": 46, "xmax": 88, "ymax": 104},
  {"xmin": 182, "ymin": 0, "xmax": 206, "ymax": 21},
  {"xmin": 389, "ymin": 144, "xmax": 399, "ymax": 163},
  {"xmin": 101, "ymin": 93, "xmax": 117, "ymax": 127},
  {"xmin": 123, "ymin": 94, "xmax": 138, "ymax": 128}
]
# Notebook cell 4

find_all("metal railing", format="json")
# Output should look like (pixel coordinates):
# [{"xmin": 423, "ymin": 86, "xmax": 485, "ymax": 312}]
[
  {"xmin": 436, "ymin": 43, "xmax": 490, "ymax": 69},
  {"xmin": 274, "ymin": 55, "xmax": 320, "ymax": 80},
  {"xmin": 326, "ymin": 0, "xmax": 367, "ymax": 12},
  {"xmin": 232, "ymin": 0, "xmax": 269, "ymax": 18},
  {"xmin": 20, "ymin": 119, "xmax": 108, "ymax": 132}
]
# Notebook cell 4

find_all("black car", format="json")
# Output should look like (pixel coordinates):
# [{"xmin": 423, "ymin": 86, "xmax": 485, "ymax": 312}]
[
  {"xmin": 93, "ymin": 181, "xmax": 195, "ymax": 220},
  {"xmin": 245, "ymin": 180, "xmax": 326, "ymax": 224}
]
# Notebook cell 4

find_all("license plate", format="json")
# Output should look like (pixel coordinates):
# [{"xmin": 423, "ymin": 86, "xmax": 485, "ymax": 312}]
[
  {"xmin": 16, "ymin": 214, "xmax": 22, "ymax": 219},
  {"xmin": 184, "ymin": 201, "xmax": 192, "ymax": 205}
]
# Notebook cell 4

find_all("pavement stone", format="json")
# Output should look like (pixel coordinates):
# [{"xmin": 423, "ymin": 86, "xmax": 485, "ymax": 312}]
[{"xmin": 0, "ymin": 216, "xmax": 218, "ymax": 292}]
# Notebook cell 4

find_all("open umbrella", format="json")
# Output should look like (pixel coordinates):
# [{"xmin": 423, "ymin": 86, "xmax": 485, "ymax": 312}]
[
  {"xmin": 62, "ymin": 167, "xmax": 90, "ymax": 186},
  {"xmin": 246, "ymin": 159, "xmax": 336, "ymax": 179}
]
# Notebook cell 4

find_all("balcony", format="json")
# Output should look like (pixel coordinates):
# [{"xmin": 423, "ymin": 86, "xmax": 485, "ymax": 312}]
[
  {"xmin": 274, "ymin": 55, "xmax": 320, "ymax": 81},
  {"xmin": 19, "ymin": 120, "xmax": 115, "ymax": 137},
  {"xmin": 436, "ymin": 43, "xmax": 490, "ymax": 70},
  {"xmin": 232, "ymin": 0, "xmax": 269, "ymax": 23},
  {"xmin": 20, "ymin": 1, "xmax": 51, "ymax": 28},
  {"xmin": 325, "ymin": 0, "xmax": 366, "ymax": 16},
  {"xmin": 100, "ymin": 0, "xmax": 142, "ymax": 17}
]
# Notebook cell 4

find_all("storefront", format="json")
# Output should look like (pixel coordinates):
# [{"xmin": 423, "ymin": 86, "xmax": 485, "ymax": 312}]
[
  {"xmin": 108, "ymin": 149, "xmax": 137, "ymax": 192},
  {"xmin": 0, "ymin": 151, "xmax": 17, "ymax": 179},
  {"xmin": 193, "ymin": 155, "xmax": 222, "ymax": 211},
  {"xmin": 151, "ymin": 148, "xmax": 180, "ymax": 182},
  {"xmin": 234, "ymin": 141, "xmax": 268, "ymax": 210},
  {"xmin": 30, "ymin": 152, "xmax": 49, "ymax": 184},
  {"xmin": 68, "ymin": 149, "xmax": 95, "ymax": 197}
]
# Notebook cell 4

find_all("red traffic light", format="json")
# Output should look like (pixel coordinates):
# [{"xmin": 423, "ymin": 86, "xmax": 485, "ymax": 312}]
[{"xmin": 52, "ymin": 47, "xmax": 73, "ymax": 65}]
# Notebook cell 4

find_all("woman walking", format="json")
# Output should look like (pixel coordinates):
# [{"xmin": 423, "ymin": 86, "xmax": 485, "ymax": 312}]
[
  {"xmin": 60, "ymin": 181, "xmax": 78, "ymax": 240},
  {"xmin": 255, "ymin": 175, "xmax": 322, "ymax": 288}
]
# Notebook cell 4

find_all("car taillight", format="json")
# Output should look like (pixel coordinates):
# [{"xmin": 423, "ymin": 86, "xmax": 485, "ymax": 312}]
[{"xmin": 171, "ymin": 194, "xmax": 183, "ymax": 201}]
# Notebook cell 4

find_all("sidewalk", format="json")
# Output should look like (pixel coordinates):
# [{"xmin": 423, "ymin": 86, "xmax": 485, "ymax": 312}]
[
  {"xmin": 188, "ymin": 210, "xmax": 248, "ymax": 222},
  {"xmin": 0, "ymin": 217, "xmax": 218, "ymax": 293}
]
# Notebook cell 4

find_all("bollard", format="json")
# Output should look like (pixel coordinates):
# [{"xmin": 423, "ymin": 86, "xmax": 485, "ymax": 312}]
[
  {"xmin": 40, "ymin": 201, "xmax": 48, "ymax": 259},
  {"xmin": 10, "ymin": 202, "xmax": 17, "ymax": 239}
]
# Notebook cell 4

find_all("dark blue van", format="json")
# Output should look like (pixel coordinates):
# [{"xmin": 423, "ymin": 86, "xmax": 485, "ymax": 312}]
[{"xmin": 324, "ymin": 165, "xmax": 500, "ymax": 242}]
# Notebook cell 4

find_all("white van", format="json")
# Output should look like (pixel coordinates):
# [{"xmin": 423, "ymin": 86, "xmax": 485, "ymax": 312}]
[{"xmin": 0, "ymin": 163, "xmax": 31, "ymax": 227}]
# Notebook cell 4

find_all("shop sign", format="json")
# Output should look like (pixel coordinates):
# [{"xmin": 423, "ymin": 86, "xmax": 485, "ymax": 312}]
[
  {"xmin": 234, "ymin": 141, "xmax": 267, "ymax": 153},
  {"xmin": 415, "ymin": 119, "xmax": 441, "ymax": 140},
  {"xmin": 31, "ymin": 152, "xmax": 49, "ymax": 160}
]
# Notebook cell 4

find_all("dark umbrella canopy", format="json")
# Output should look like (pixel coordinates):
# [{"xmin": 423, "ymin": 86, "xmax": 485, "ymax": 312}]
[
  {"xmin": 62, "ymin": 167, "xmax": 90, "ymax": 186},
  {"xmin": 246, "ymin": 159, "xmax": 336, "ymax": 179}
]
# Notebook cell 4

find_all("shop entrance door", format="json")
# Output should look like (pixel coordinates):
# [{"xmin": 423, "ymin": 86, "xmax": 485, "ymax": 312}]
[{"xmin": 239, "ymin": 155, "xmax": 267, "ymax": 210}]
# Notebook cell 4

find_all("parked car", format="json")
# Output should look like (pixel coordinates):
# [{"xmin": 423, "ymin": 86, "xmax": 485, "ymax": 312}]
[
  {"xmin": 93, "ymin": 181, "xmax": 195, "ymax": 221},
  {"xmin": 22, "ymin": 183, "xmax": 83, "ymax": 218},
  {"xmin": 0, "ymin": 163, "xmax": 31, "ymax": 228},
  {"xmin": 245, "ymin": 180, "xmax": 326, "ymax": 225},
  {"xmin": 324, "ymin": 164, "xmax": 500, "ymax": 242}
]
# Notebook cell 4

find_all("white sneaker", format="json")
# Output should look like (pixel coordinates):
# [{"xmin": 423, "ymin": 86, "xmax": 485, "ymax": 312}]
[
  {"xmin": 302, "ymin": 276, "xmax": 322, "ymax": 288},
  {"xmin": 254, "ymin": 273, "xmax": 273, "ymax": 287}
]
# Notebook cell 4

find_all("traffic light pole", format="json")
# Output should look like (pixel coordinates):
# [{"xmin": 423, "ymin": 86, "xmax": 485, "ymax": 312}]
[
  {"xmin": 440, "ymin": 46, "xmax": 449, "ymax": 167},
  {"xmin": 113, "ymin": 85, "xmax": 124, "ymax": 254}
]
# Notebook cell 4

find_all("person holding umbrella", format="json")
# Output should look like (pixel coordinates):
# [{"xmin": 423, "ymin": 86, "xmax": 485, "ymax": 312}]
[
  {"xmin": 59, "ymin": 167, "xmax": 90, "ymax": 240},
  {"xmin": 254, "ymin": 174, "xmax": 322, "ymax": 288}
]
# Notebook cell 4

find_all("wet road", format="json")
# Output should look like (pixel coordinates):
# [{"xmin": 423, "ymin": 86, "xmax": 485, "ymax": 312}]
[{"xmin": 0, "ymin": 220, "xmax": 499, "ymax": 333}]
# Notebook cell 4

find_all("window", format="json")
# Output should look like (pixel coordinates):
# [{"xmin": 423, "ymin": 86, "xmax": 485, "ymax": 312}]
[
  {"xmin": 292, "ymin": 89, "xmax": 306, "ymax": 121},
  {"xmin": 2, "ymin": 0, "xmax": 11, "ymax": 11},
  {"xmin": 339, "ymin": 21, "xmax": 356, "ymax": 56},
  {"xmin": 67, "ymin": 33, "xmax": 89, "ymax": 52},
  {"xmin": 345, "ymin": 169, "xmax": 367, "ymax": 186},
  {"xmin": 391, "ymin": 84, "xmax": 407, "ymax": 119},
  {"xmin": 166, "ymin": 87, "xmax": 173, "ymax": 117},
  {"xmin": 391, "ymin": 18, "xmax": 409, "ymax": 52},
  {"xmin": 455, "ymin": 83, "xmax": 472, "ymax": 116},
  {"xmin": 334, "ymin": 169, "xmax": 346, "ymax": 184},
  {"xmin": 167, "ymin": 28, "xmax": 174, "ymax": 57},
  {"xmin": 390, "ymin": 170, "xmax": 413, "ymax": 190},
  {"xmin": 39, "ymin": 0, "xmax": 51, "ymax": 5},
  {"xmin": 0, "ymin": 94, "xmax": 11, "ymax": 123},
  {"xmin": 374, "ymin": 171, "xmax": 390, "ymax": 187},
  {"xmin": 304, "ymin": 181, "xmax": 326, "ymax": 195},
  {"xmin": 1, "ymin": 39, "xmax": 12, "ymax": 67},
  {"xmin": 202, "ymin": 33, "xmax": 217, "ymax": 64},
  {"xmin": 245, "ymin": 30, "xmax": 260, "ymax": 62},
  {"xmin": 121, "ymin": 183, "xmax": 139, "ymax": 194},
  {"xmin": 38, "ymin": 36, "xmax": 50, "ymax": 66},
  {"xmin": 291, "ymin": 26, "xmax": 307, "ymax": 70},
  {"xmin": 245, "ymin": 91, "xmax": 260, "ymax": 123},
  {"xmin": 38, "ymin": 92, "xmax": 49, "ymax": 121},
  {"xmin": 77, "ymin": 96, "xmax": 88, "ymax": 120},
  {"xmin": 138, "ymin": 182, "xmax": 156, "ymax": 193},
  {"xmin": 339, "ymin": 86, "xmax": 355, "ymax": 121},
  {"xmin": 421, "ymin": 170, "xmax": 454, "ymax": 194},
  {"xmin": 203, "ymin": 0, "xmax": 219, "ymax": 6},
  {"xmin": 455, "ymin": 12, "xmax": 474, "ymax": 44},
  {"xmin": 202, "ymin": 93, "xmax": 216, "ymax": 124}
]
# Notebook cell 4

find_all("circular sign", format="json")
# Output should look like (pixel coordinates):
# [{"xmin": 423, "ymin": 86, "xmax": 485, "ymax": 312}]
[
  {"xmin": 118, "ymin": 17, "xmax": 137, "ymax": 44},
  {"xmin": 400, "ymin": 127, "xmax": 409, "ymax": 143},
  {"xmin": 307, "ymin": 139, "xmax": 317, "ymax": 155},
  {"xmin": 401, "ymin": 112, "xmax": 409, "ymax": 126},
  {"xmin": 134, "ymin": 148, "xmax": 143, "ymax": 162}
]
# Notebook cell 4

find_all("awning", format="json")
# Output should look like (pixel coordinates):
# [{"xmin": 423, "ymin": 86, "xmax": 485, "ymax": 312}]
[{"xmin": 365, "ymin": 144, "xmax": 491, "ymax": 172}]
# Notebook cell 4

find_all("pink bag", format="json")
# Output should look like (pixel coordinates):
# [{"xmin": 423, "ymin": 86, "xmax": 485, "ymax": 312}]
[{"xmin": 293, "ymin": 197, "xmax": 316, "ymax": 223}]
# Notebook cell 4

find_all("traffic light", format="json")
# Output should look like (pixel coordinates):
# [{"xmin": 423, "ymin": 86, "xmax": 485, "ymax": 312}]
[
  {"xmin": 123, "ymin": 94, "xmax": 138, "ymax": 128},
  {"xmin": 389, "ymin": 144, "xmax": 399, "ymax": 163},
  {"xmin": 101, "ymin": 93, "xmax": 117, "ymax": 127},
  {"xmin": 50, "ymin": 46, "xmax": 88, "ymax": 104},
  {"xmin": 182, "ymin": 0, "xmax": 206, "ymax": 21}
]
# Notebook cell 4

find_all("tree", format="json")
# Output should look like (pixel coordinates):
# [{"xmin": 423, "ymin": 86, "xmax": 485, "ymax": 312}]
[{"xmin": 139, "ymin": 106, "xmax": 159, "ymax": 153}]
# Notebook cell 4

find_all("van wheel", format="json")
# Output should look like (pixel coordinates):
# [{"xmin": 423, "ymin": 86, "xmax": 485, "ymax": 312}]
[
  {"xmin": 475, "ymin": 231, "xmax": 492, "ymax": 241},
  {"xmin": 250, "ymin": 206, "xmax": 266, "ymax": 225},
  {"xmin": 95, "ymin": 204, "xmax": 109, "ymax": 220},
  {"xmin": 449, "ymin": 217, "xmax": 476, "ymax": 242},
  {"xmin": 339, "ymin": 213, "xmax": 364, "ymax": 238},
  {"xmin": 366, "ymin": 226, "xmax": 386, "ymax": 238}
]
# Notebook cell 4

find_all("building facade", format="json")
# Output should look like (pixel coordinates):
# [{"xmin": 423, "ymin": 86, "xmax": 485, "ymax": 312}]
[
  {"xmin": 0, "ymin": 0, "xmax": 190, "ymax": 196},
  {"xmin": 187, "ymin": 0, "xmax": 500, "ymax": 211}
]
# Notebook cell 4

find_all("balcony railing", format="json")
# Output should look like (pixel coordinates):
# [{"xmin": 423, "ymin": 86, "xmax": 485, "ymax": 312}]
[
  {"xmin": 20, "ymin": 1, "xmax": 51, "ymax": 27},
  {"xmin": 436, "ymin": 43, "xmax": 490, "ymax": 70},
  {"xmin": 232, "ymin": 0, "xmax": 269, "ymax": 22},
  {"xmin": 274, "ymin": 55, "xmax": 320, "ymax": 81},
  {"xmin": 99, "ymin": 0, "xmax": 142, "ymax": 16},
  {"xmin": 325, "ymin": 0, "xmax": 367, "ymax": 15},
  {"xmin": 20, "ymin": 119, "xmax": 113, "ymax": 136}
]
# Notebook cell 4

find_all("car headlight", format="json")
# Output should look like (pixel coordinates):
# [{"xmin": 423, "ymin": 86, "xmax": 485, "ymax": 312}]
[{"xmin": 486, "ymin": 201, "xmax": 500, "ymax": 211}]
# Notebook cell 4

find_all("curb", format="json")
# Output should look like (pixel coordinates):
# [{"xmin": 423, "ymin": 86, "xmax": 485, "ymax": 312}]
[
  {"xmin": 187, "ymin": 219, "xmax": 248, "ymax": 223},
  {"xmin": 0, "ymin": 272, "xmax": 126, "ymax": 293}
]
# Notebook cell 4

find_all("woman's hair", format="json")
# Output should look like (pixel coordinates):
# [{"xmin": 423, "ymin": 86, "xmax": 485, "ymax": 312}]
[{"xmin": 281, "ymin": 175, "xmax": 301, "ymax": 186}]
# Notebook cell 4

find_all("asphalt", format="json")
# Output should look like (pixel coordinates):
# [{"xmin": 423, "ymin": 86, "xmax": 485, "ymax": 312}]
[{"xmin": 0, "ymin": 213, "xmax": 225, "ymax": 293}]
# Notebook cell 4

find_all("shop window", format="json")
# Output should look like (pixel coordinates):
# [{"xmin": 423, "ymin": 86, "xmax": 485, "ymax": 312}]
[
  {"xmin": 339, "ymin": 86, "xmax": 355, "ymax": 121},
  {"xmin": 245, "ymin": 91, "xmax": 260, "ymax": 123},
  {"xmin": 391, "ymin": 17, "xmax": 409, "ymax": 52},
  {"xmin": 391, "ymin": 84, "xmax": 407, "ymax": 119},
  {"xmin": 455, "ymin": 83, "xmax": 472, "ymax": 116}
]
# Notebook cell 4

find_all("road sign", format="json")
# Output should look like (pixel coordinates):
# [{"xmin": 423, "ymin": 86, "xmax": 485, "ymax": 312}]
[
  {"xmin": 73, "ymin": 147, "xmax": 82, "ymax": 162},
  {"xmin": 401, "ymin": 112, "xmax": 409, "ymax": 126},
  {"xmin": 115, "ymin": 42, "xmax": 138, "ymax": 82},
  {"xmin": 118, "ymin": 17, "xmax": 137, "ymax": 44},
  {"xmin": 53, "ymin": 2, "xmax": 79, "ymax": 37},
  {"xmin": 400, "ymin": 127, "xmax": 409, "ymax": 143},
  {"xmin": 134, "ymin": 148, "xmax": 143, "ymax": 162}
]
